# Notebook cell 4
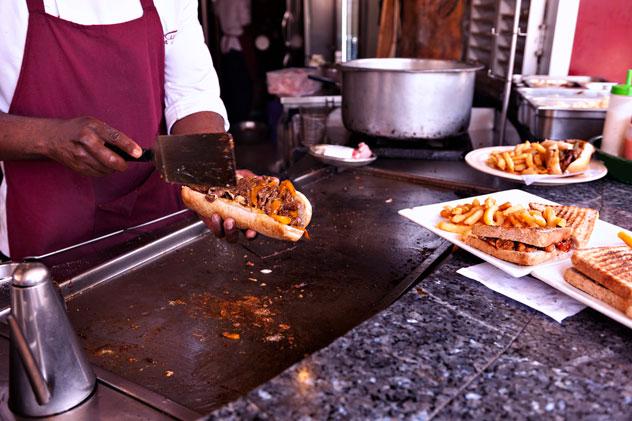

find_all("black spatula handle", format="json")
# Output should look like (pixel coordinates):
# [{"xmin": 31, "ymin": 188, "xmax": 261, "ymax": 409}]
[{"xmin": 105, "ymin": 143, "xmax": 153, "ymax": 162}]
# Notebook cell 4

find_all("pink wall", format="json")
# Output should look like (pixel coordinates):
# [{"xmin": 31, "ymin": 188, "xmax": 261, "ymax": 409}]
[{"xmin": 569, "ymin": 0, "xmax": 632, "ymax": 83}]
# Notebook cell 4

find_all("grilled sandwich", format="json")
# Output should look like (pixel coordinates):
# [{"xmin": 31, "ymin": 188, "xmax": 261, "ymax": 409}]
[
  {"xmin": 529, "ymin": 203, "xmax": 598, "ymax": 248},
  {"xmin": 563, "ymin": 246, "xmax": 632, "ymax": 318},
  {"xmin": 570, "ymin": 246, "xmax": 632, "ymax": 297},
  {"xmin": 464, "ymin": 224, "xmax": 573, "ymax": 266}
]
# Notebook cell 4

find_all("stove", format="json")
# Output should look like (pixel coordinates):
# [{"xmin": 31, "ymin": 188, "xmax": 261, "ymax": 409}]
[{"xmin": 353, "ymin": 132, "xmax": 473, "ymax": 161}]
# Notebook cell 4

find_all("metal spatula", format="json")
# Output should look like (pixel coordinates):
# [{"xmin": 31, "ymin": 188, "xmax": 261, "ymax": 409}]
[{"xmin": 107, "ymin": 133, "xmax": 237, "ymax": 187}]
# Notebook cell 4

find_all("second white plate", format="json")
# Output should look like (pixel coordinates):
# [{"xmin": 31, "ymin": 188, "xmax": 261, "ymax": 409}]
[
  {"xmin": 465, "ymin": 146, "xmax": 608, "ymax": 186},
  {"xmin": 532, "ymin": 260, "xmax": 632, "ymax": 330}
]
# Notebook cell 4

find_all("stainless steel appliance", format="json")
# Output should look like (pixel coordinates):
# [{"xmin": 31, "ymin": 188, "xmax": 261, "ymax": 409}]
[
  {"xmin": 301, "ymin": 0, "xmax": 379, "ymax": 64},
  {"xmin": 340, "ymin": 58, "xmax": 483, "ymax": 139},
  {"xmin": 516, "ymin": 87, "xmax": 607, "ymax": 139}
]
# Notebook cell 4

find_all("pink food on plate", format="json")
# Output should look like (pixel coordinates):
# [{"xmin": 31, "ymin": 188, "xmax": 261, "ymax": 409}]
[{"xmin": 352, "ymin": 142, "xmax": 372, "ymax": 159}]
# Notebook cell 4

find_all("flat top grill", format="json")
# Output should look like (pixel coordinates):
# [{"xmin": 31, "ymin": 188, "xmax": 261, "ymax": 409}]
[{"xmin": 61, "ymin": 170, "xmax": 456, "ymax": 414}]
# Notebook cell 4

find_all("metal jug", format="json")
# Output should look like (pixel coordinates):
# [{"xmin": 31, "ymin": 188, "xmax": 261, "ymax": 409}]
[{"xmin": 7, "ymin": 262, "xmax": 96, "ymax": 417}]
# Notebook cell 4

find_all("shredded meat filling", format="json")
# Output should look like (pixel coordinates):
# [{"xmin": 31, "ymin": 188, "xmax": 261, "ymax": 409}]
[
  {"xmin": 560, "ymin": 145, "xmax": 582, "ymax": 172},
  {"xmin": 204, "ymin": 177, "xmax": 304, "ymax": 227},
  {"xmin": 483, "ymin": 237, "xmax": 572, "ymax": 253}
]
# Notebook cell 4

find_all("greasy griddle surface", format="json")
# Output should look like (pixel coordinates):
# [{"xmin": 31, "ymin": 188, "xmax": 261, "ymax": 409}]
[{"xmin": 66, "ymin": 171, "xmax": 455, "ymax": 413}]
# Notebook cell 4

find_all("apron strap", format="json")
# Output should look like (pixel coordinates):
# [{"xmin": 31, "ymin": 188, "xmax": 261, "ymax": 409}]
[
  {"xmin": 26, "ymin": 0, "xmax": 45, "ymax": 13},
  {"xmin": 140, "ymin": 0, "xmax": 156, "ymax": 11}
]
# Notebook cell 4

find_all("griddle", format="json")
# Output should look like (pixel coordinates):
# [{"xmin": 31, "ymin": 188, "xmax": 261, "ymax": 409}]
[{"xmin": 48, "ymin": 170, "xmax": 456, "ymax": 414}]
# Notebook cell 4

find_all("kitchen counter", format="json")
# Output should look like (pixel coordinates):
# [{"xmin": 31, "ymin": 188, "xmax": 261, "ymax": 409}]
[
  {"xmin": 208, "ymin": 172, "xmax": 632, "ymax": 419},
  {"xmin": 2, "ymin": 136, "xmax": 631, "ymax": 418},
  {"xmin": 0, "ymin": 167, "xmax": 461, "ymax": 418}
]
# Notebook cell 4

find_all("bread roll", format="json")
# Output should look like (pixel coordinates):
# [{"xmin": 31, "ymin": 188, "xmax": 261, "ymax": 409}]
[{"xmin": 181, "ymin": 184, "xmax": 312, "ymax": 242}]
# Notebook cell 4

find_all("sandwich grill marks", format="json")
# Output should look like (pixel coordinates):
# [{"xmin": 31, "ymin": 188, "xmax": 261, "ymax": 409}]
[
  {"xmin": 554, "ymin": 206, "xmax": 590, "ymax": 232},
  {"xmin": 529, "ymin": 203, "xmax": 598, "ymax": 247},
  {"xmin": 572, "ymin": 247, "xmax": 632, "ymax": 297},
  {"xmin": 578, "ymin": 248, "xmax": 632, "ymax": 279}
]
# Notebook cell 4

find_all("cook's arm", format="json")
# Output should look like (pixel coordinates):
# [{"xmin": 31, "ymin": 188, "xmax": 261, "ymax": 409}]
[
  {"xmin": 170, "ymin": 111, "xmax": 225, "ymax": 135},
  {"xmin": 0, "ymin": 111, "xmax": 141, "ymax": 176},
  {"xmin": 163, "ymin": 0, "xmax": 228, "ymax": 134}
]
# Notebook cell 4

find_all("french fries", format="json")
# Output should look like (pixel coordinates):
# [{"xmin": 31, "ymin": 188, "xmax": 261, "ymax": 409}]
[
  {"xmin": 529, "ymin": 211, "xmax": 548, "ymax": 227},
  {"xmin": 502, "ymin": 204, "xmax": 525, "ymax": 215},
  {"xmin": 437, "ymin": 221, "xmax": 472, "ymax": 235},
  {"xmin": 451, "ymin": 206, "xmax": 479, "ymax": 223},
  {"xmin": 464, "ymin": 208, "xmax": 484, "ymax": 226},
  {"xmin": 483, "ymin": 205, "xmax": 498, "ymax": 226},
  {"xmin": 498, "ymin": 202, "xmax": 512, "ymax": 211},
  {"xmin": 494, "ymin": 211, "xmax": 506, "ymax": 226},
  {"xmin": 486, "ymin": 141, "xmax": 550, "ymax": 175},
  {"xmin": 618, "ymin": 231, "xmax": 632, "ymax": 248},
  {"xmin": 519, "ymin": 210, "xmax": 540, "ymax": 228},
  {"xmin": 502, "ymin": 152, "xmax": 515, "ymax": 173},
  {"xmin": 437, "ymin": 197, "xmax": 567, "ymax": 237},
  {"xmin": 508, "ymin": 214, "xmax": 523, "ymax": 228}
]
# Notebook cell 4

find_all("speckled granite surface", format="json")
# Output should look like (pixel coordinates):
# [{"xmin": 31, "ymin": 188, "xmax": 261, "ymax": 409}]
[{"xmin": 207, "ymin": 178, "xmax": 632, "ymax": 420}]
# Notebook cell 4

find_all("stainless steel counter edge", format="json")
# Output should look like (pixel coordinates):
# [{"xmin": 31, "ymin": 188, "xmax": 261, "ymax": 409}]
[
  {"xmin": 0, "ymin": 222, "xmax": 208, "ymax": 319},
  {"xmin": 58, "ymin": 221, "xmax": 209, "ymax": 302},
  {"xmin": 93, "ymin": 366, "xmax": 201, "ymax": 420}
]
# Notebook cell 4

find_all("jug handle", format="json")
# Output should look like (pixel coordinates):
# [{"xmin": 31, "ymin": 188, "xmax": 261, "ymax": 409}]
[{"xmin": 7, "ymin": 314, "xmax": 51, "ymax": 405}]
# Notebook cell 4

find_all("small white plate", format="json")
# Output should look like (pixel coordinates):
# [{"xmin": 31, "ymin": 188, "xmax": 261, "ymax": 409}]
[
  {"xmin": 465, "ymin": 146, "xmax": 608, "ymax": 186},
  {"xmin": 308, "ymin": 144, "xmax": 377, "ymax": 167},
  {"xmin": 400, "ymin": 189, "xmax": 632, "ymax": 329}
]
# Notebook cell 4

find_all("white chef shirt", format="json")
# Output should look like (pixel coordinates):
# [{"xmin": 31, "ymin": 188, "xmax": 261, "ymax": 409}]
[{"xmin": 0, "ymin": 0, "xmax": 229, "ymax": 257}]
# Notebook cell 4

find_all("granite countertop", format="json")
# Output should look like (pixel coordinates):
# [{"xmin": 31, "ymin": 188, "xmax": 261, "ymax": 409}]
[{"xmin": 208, "ymin": 176, "xmax": 632, "ymax": 420}]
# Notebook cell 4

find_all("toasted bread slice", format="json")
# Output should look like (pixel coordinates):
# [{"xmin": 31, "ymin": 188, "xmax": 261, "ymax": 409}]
[
  {"xmin": 464, "ymin": 234, "xmax": 564, "ymax": 266},
  {"xmin": 564, "ymin": 268, "xmax": 632, "ymax": 318},
  {"xmin": 471, "ymin": 224, "xmax": 571, "ymax": 248},
  {"xmin": 571, "ymin": 246, "xmax": 632, "ymax": 298},
  {"xmin": 529, "ymin": 203, "xmax": 598, "ymax": 248}
]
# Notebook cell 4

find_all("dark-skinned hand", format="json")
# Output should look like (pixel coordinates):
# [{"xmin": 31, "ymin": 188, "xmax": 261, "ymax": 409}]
[
  {"xmin": 202, "ymin": 169, "xmax": 258, "ymax": 243},
  {"xmin": 47, "ymin": 117, "xmax": 256, "ymax": 243},
  {"xmin": 46, "ymin": 116, "xmax": 142, "ymax": 177}
]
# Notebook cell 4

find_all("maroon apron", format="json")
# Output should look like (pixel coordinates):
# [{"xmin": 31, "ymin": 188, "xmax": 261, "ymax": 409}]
[{"xmin": 5, "ymin": 0, "xmax": 182, "ymax": 260}]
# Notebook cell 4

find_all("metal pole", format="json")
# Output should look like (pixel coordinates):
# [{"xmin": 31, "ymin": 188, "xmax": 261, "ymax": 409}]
[
  {"xmin": 303, "ymin": 0, "xmax": 311, "ymax": 64},
  {"xmin": 8, "ymin": 315, "xmax": 51, "ymax": 405},
  {"xmin": 498, "ymin": 0, "xmax": 523, "ymax": 146},
  {"xmin": 341, "ymin": 0, "xmax": 348, "ymax": 61}
]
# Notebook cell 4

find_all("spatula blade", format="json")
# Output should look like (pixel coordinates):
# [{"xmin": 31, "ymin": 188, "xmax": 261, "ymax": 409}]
[{"xmin": 155, "ymin": 133, "xmax": 237, "ymax": 187}]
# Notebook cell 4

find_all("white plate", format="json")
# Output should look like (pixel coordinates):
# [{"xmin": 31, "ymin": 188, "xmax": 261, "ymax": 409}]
[
  {"xmin": 308, "ymin": 144, "xmax": 376, "ymax": 167},
  {"xmin": 465, "ymin": 146, "xmax": 608, "ymax": 186},
  {"xmin": 400, "ymin": 189, "xmax": 631, "ymax": 329},
  {"xmin": 532, "ymin": 260, "xmax": 632, "ymax": 330},
  {"xmin": 399, "ymin": 189, "xmax": 622, "ymax": 278}
]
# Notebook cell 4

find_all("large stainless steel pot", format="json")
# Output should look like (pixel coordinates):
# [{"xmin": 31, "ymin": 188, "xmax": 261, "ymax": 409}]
[{"xmin": 340, "ymin": 58, "xmax": 483, "ymax": 139}]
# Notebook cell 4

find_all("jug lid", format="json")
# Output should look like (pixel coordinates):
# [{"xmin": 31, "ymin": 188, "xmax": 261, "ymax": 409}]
[{"xmin": 12, "ymin": 263, "xmax": 50, "ymax": 287}]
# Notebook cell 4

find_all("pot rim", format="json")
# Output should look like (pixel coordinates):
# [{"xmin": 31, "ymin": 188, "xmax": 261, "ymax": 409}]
[{"xmin": 340, "ymin": 58, "xmax": 484, "ymax": 74}]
